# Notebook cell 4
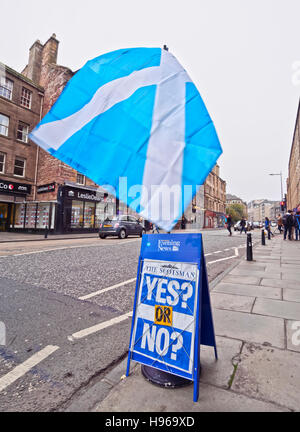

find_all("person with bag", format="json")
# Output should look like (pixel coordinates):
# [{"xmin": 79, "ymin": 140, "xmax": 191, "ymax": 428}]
[
  {"xmin": 282, "ymin": 210, "xmax": 294, "ymax": 241},
  {"xmin": 294, "ymin": 211, "xmax": 300, "ymax": 241},
  {"xmin": 226, "ymin": 215, "xmax": 232, "ymax": 236},
  {"xmin": 277, "ymin": 214, "xmax": 283, "ymax": 234}
]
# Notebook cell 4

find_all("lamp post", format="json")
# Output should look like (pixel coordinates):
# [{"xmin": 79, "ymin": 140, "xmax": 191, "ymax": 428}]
[{"xmin": 269, "ymin": 172, "xmax": 283, "ymax": 212}]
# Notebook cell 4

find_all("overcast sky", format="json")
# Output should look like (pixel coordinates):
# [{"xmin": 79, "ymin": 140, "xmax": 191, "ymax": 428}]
[{"xmin": 1, "ymin": 0, "xmax": 300, "ymax": 203}]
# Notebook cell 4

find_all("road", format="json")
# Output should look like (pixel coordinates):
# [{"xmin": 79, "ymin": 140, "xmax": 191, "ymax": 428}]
[{"xmin": 0, "ymin": 229, "xmax": 259, "ymax": 411}]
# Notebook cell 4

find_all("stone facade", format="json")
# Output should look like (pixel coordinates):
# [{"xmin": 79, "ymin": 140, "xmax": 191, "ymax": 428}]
[
  {"xmin": 21, "ymin": 34, "xmax": 98, "ymax": 203},
  {"xmin": 0, "ymin": 64, "xmax": 44, "ymax": 201},
  {"xmin": 287, "ymin": 99, "xmax": 300, "ymax": 211},
  {"xmin": 226, "ymin": 194, "xmax": 248, "ymax": 217},
  {"xmin": 203, "ymin": 164, "xmax": 226, "ymax": 228}
]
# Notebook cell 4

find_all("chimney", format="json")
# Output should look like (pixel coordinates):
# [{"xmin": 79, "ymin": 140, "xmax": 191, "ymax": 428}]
[
  {"xmin": 42, "ymin": 33, "xmax": 59, "ymax": 67},
  {"xmin": 25, "ymin": 39, "xmax": 43, "ymax": 83}
]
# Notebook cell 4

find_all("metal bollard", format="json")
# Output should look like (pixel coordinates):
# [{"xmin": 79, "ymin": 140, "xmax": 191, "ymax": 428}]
[
  {"xmin": 261, "ymin": 229, "xmax": 265, "ymax": 245},
  {"xmin": 44, "ymin": 226, "xmax": 49, "ymax": 239},
  {"xmin": 247, "ymin": 233, "xmax": 253, "ymax": 261}
]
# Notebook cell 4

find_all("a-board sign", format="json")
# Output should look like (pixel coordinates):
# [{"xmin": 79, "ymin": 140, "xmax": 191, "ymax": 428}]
[{"xmin": 126, "ymin": 233, "xmax": 217, "ymax": 402}]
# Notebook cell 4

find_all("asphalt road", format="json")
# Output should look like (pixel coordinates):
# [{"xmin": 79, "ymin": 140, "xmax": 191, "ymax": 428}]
[{"xmin": 0, "ymin": 229, "xmax": 260, "ymax": 411}]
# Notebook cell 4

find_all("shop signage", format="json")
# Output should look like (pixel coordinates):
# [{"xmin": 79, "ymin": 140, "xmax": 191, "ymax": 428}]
[
  {"xmin": 0, "ymin": 180, "xmax": 31, "ymax": 195},
  {"xmin": 126, "ymin": 233, "xmax": 217, "ymax": 402},
  {"xmin": 37, "ymin": 183, "xmax": 56, "ymax": 194},
  {"xmin": 66, "ymin": 187, "xmax": 114, "ymax": 203}
]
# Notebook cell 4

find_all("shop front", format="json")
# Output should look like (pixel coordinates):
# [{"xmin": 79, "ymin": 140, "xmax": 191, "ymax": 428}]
[
  {"xmin": 56, "ymin": 184, "xmax": 116, "ymax": 233},
  {"xmin": 0, "ymin": 179, "xmax": 32, "ymax": 232}
]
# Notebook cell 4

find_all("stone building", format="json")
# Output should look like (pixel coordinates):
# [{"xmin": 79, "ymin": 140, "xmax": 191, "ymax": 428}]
[
  {"xmin": 0, "ymin": 62, "xmax": 44, "ymax": 231},
  {"xmin": 226, "ymin": 194, "xmax": 248, "ymax": 218},
  {"xmin": 287, "ymin": 98, "xmax": 300, "ymax": 212},
  {"xmin": 0, "ymin": 35, "xmax": 118, "ymax": 233},
  {"xmin": 247, "ymin": 199, "xmax": 280, "ymax": 222},
  {"xmin": 203, "ymin": 164, "xmax": 226, "ymax": 228}
]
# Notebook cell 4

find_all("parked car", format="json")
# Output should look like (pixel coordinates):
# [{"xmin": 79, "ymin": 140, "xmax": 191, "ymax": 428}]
[
  {"xmin": 99, "ymin": 215, "xmax": 145, "ymax": 239},
  {"xmin": 234, "ymin": 220, "xmax": 252, "ymax": 231},
  {"xmin": 271, "ymin": 221, "xmax": 277, "ymax": 227},
  {"xmin": 252, "ymin": 221, "xmax": 260, "ymax": 229}
]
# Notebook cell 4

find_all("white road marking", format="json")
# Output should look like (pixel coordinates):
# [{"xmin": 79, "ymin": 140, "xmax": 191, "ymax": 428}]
[
  {"xmin": 0, "ymin": 238, "xmax": 140, "ymax": 258},
  {"xmin": 212, "ymin": 250, "xmax": 222, "ymax": 254},
  {"xmin": 68, "ymin": 312, "xmax": 133, "ymax": 341},
  {"xmin": 0, "ymin": 345, "xmax": 59, "ymax": 393},
  {"xmin": 234, "ymin": 248, "xmax": 239, "ymax": 256},
  {"xmin": 206, "ymin": 255, "xmax": 236, "ymax": 265},
  {"xmin": 79, "ymin": 277, "xmax": 137, "ymax": 300}
]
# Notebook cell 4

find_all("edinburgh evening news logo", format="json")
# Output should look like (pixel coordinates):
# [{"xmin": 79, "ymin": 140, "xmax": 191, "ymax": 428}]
[
  {"xmin": 0, "ymin": 321, "xmax": 6, "ymax": 346},
  {"xmin": 158, "ymin": 239, "xmax": 181, "ymax": 252}
]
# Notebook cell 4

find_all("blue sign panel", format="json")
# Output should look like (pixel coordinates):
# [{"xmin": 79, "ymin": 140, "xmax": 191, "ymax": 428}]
[{"xmin": 126, "ymin": 233, "xmax": 217, "ymax": 402}]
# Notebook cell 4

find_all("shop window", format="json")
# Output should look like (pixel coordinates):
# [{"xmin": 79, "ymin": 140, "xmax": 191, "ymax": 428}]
[
  {"xmin": 36, "ymin": 203, "xmax": 51, "ymax": 229},
  {"xmin": 17, "ymin": 121, "xmax": 29, "ymax": 143},
  {"xmin": 24, "ymin": 204, "xmax": 37, "ymax": 229},
  {"xmin": 0, "ymin": 113, "xmax": 9, "ymax": 136},
  {"xmin": 20, "ymin": 87, "xmax": 32, "ymax": 109},
  {"xmin": 14, "ymin": 203, "xmax": 26, "ymax": 228},
  {"xmin": 76, "ymin": 172, "xmax": 85, "ymax": 185},
  {"xmin": 0, "ymin": 77, "xmax": 13, "ymax": 100},
  {"xmin": 84, "ymin": 202, "xmax": 95, "ymax": 228},
  {"xmin": 0, "ymin": 152, "xmax": 5, "ymax": 173},
  {"xmin": 71, "ymin": 200, "xmax": 84, "ymax": 228},
  {"xmin": 14, "ymin": 157, "xmax": 25, "ymax": 177}
]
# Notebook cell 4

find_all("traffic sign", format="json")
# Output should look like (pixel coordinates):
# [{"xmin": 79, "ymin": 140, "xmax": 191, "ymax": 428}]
[{"xmin": 126, "ymin": 233, "xmax": 217, "ymax": 402}]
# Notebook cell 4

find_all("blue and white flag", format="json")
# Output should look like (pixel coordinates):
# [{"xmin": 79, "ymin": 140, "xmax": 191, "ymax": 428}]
[{"xmin": 30, "ymin": 48, "xmax": 222, "ymax": 231}]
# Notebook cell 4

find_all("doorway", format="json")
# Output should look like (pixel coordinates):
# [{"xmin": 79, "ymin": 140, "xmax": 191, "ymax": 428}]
[{"xmin": 0, "ymin": 203, "xmax": 13, "ymax": 231}]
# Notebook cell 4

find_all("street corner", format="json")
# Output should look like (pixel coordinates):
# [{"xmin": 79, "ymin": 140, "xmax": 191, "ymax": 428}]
[{"xmin": 231, "ymin": 342, "xmax": 300, "ymax": 411}]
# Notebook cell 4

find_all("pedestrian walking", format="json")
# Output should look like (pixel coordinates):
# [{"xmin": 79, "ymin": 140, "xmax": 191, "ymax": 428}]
[
  {"xmin": 265, "ymin": 217, "xmax": 274, "ymax": 238},
  {"xmin": 282, "ymin": 210, "xmax": 294, "ymax": 240},
  {"xmin": 277, "ymin": 214, "xmax": 283, "ymax": 234},
  {"xmin": 226, "ymin": 215, "xmax": 232, "ymax": 236},
  {"xmin": 240, "ymin": 218, "xmax": 247, "ymax": 234},
  {"xmin": 181, "ymin": 215, "xmax": 187, "ymax": 230},
  {"xmin": 294, "ymin": 211, "xmax": 300, "ymax": 241},
  {"xmin": 152, "ymin": 223, "xmax": 160, "ymax": 234}
]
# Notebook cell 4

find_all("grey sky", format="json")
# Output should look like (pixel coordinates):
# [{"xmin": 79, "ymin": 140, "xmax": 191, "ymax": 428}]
[{"xmin": 1, "ymin": 0, "xmax": 300, "ymax": 203}]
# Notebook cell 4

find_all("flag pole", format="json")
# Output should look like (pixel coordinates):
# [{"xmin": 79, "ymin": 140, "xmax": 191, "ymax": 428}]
[{"xmin": 140, "ymin": 43, "xmax": 193, "ymax": 390}]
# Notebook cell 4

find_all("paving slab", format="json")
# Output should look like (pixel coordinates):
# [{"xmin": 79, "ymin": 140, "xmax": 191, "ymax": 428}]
[
  {"xmin": 211, "ymin": 292, "xmax": 255, "ymax": 313},
  {"xmin": 199, "ymin": 336, "xmax": 242, "ymax": 388},
  {"xmin": 213, "ymin": 309, "xmax": 285, "ymax": 348},
  {"xmin": 261, "ymin": 279, "xmax": 300, "ymax": 290},
  {"xmin": 232, "ymin": 343, "xmax": 300, "ymax": 411},
  {"xmin": 282, "ymin": 273, "xmax": 300, "ymax": 283},
  {"xmin": 94, "ymin": 365, "xmax": 287, "ymax": 412},
  {"xmin": 213, "ymin": 282, "xmax": 281, "ymax": 300},
  {"xmin": 222, "ymin": 275, "xmax": 261, "ymax": 286},
  {"xmin": 286, "ymin": 320, "xmax": 300, "ymax": 353},
  {"xmin": 238, "ymin": 264, "xmax": 267, "ymax": 271},
  {"xmin": 253, "ymin": 298, "xmax": 300, "ymax": 321},
  {"xmin": 230, "ymin": 269, "xmax": 281, "ymax": 279},
  {"xmin": 283, "ymin": 289, "xmax": 300, "ymax": 303}
]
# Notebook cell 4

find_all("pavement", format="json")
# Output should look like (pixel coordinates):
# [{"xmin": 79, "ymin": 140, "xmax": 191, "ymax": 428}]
[
  {"xmin": 85, "ymin": 235, "xmax": 300, "ymax": 412},
  {"xmin": 0, "ymin": 228, "xmax": 223, "ymax": 243}
]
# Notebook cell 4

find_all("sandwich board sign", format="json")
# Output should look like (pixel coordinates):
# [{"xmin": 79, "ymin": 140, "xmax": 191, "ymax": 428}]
[{"xmin": 126, "ymin": 233, "xmax": 217, "ymax": 402}]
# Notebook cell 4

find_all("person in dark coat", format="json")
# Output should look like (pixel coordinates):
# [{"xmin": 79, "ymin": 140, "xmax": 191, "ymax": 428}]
[
  {"xmin": 283, "ymin": 210, "xmax": 294, "ymax": 240},
  {"xmin": 226, "ymin": 215, "xmax": 232, "ymax": 236},
  {"xmin": 240, "ymin": 218, "xmax": 247, "ymax": 234},
  {"xmin": 294, "ymin": 211, "xmax": 300, "ymax": 241}
]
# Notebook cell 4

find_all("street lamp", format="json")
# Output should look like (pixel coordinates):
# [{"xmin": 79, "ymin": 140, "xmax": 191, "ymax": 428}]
[{"xmin": 269, "ymin": 171, "xmax": 283, "ymax": 202}]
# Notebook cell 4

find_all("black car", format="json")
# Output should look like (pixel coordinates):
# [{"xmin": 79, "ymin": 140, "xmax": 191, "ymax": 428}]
[{"xmin": 99, "ymin": 215, "xmax": 145, "ymax": 239}]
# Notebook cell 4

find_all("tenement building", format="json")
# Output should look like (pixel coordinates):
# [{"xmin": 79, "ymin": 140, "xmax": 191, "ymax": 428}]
[
  {"xmin": 203, "ymin": 164, "xmax": 226, "ymax": 228},
  {"xmin": 287, "ymin": 98, "xmax": 300, "ymax": 212},
  {"xmin": 0, "ymin": 35, "xmax": 116, "ymax": 233},
  {"xmin": 0, "ymin": 63, "xmax": 44, "ymax": 231}
]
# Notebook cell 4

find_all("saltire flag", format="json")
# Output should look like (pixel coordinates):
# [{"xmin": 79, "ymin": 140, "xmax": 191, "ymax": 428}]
[{"xmin": 30, "ymin": 48, "xmax": 222, "ymax": 231}]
